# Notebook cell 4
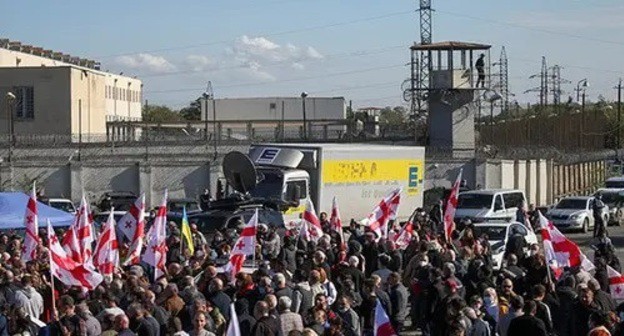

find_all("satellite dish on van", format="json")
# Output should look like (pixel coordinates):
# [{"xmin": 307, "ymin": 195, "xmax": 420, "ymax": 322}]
[{"xmin": 222, "ymin": 151, "xmax": 257, "ymax": 194}]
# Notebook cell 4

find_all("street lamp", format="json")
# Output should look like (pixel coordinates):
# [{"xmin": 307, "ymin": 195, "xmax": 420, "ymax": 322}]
[
  {"xmin": 5, "ymin": 92, "xmax": 16, "ymax": 162},
  {"xmin": 301, "ymin": 92, "xmax": 308, "ymax": 140},
  {"xmin": 576, "ymin": 79, "xmax": 589, "ymax": 102}
]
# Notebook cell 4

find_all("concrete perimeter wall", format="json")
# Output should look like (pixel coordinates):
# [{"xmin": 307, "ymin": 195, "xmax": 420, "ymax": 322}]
[
  {"xmin": 426, "ymin": 158, "xmax": 606, "ymax": 206},
  {"xmin": 0, "ymin": 161, "xmax": 220, "ymax": 208}
]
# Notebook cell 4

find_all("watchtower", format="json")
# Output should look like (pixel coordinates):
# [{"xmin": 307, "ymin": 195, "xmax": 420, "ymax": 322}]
[{"xmin": 411, "ymin": 41, "xmax": 492, "ymax": 158}]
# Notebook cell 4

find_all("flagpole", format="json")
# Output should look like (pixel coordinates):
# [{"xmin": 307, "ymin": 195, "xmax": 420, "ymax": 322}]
[
  {"xmin": 252, "ymin": 209, "xmax": 257, "ymax": 267},
  {"xmin": 180, "ymin": 208, "xmax": 184, "ymax": 257},
  {"xmin": 48, "ymin": 221, "xmax": 57, "ymax": 319}
]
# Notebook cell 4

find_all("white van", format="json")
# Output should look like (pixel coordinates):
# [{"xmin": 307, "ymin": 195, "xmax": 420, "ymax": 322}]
[
  {"xmin": 605, "ymin": 176, "xmax": 624, "ymax": 189},
  {"xmin": 454, "ymin": 189, "xmax": 527, "ymax": 224}
]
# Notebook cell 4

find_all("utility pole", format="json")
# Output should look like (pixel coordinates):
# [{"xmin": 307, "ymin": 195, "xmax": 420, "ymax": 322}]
[
  {"xmin": 617, "ymin": 79, "xmax": 622, "ymax": 148},
  {"xmin": 524, "ymin": 56, "xmax": 548, "ymax": 109},
  {"xmin": 499, "ymin": 47, "xmax": 509, "ymax": 115},
  {"xmin": 540, "ymin": 56, "xmax": 548, "ymax": 107}
]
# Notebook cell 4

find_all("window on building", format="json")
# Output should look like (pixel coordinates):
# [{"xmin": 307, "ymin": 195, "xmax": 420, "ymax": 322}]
[{"xmin": 13, "ymin": 86, "xmax": 35, "ymax": 119}]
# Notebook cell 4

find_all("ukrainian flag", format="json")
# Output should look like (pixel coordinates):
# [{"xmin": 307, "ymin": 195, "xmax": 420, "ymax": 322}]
[{"xmin": 181, "ymin": 207, "xmax": 194, "ymax": 255}]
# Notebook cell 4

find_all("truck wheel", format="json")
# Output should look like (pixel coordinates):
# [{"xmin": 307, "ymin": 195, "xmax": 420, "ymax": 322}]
[{"xmin": 582, "ymin": 218, "xmax": 589, "ymax": 233}]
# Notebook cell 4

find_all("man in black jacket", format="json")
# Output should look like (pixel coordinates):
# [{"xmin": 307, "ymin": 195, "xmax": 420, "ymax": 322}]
[
  {"xmin": 571, "ymin": 286, "xmax": 601, "ymax": 336},
  {"xmin": 252, "ymin": 301, "xmax": 281, "ymax": 336},
  {"xmin": 388, "ymin": 272, "xmax": 408, "ymax": 332},
  {"xmin": 508, "ymin": 300, "xmax": 548, "ymax": 336},
  {"xmin": 552, "ymin": 276, "xmax": 577, "ymax": 336},
  {"xmin": 235, "ymin": 299, "xmax": 256, "ymax": 336}
]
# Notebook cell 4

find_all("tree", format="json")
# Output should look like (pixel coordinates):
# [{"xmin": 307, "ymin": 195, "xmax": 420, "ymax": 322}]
[
  {"xmin": 380, "ymin": 106, "xmax": 407, "ymax": 126},
  {"xmin": 143, "ymin": 105, "xmax": 183, "ymax": 123},
  {"xmin": 179, "ymin": 99, "xmax": 202, "ymax": 121}
]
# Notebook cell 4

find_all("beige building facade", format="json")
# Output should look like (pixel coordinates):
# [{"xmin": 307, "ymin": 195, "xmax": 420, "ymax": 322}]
[{"xmin": 0, "ymin": 40, "xmax": 142, "ymax": 140}]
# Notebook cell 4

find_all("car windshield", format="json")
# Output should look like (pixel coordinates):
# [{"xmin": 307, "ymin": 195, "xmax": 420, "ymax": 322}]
[
  {"xmin": 169, "ymin": 201, "xmax": 200, "ymax": 213},
  {"xmin": 49, "ymin": 201, "xmax": 75, "ymax": 213},
  {"xmin": 190, "ymin": 215, "xmax": 228, "ymax": 232},
  {"xmin": 457, "ymin": 194, "xmax": 493, "ymax": 209},
  {"xmin": 250, "ymin": 171, "xmax": 283, "ymax": 199},
  {"xmin": 606, "ymin": 180, "xmax": 624, "ymax": 188},
  {"xmin": 596, "ymin": 192, "xmax": 621, "ymax": 206},
  {"xmin": 556, "ymin": 199, "xmax": 587, "ymax": 209},
  {"xmin": 110, "ymin": 198, "xmax": 135, "ymax": 211},
  {"xmin": 472, "ymin": 226, "xmax": 506, "ymax": 241},
  {"xmin": 239, "ymin": 209, "xmax": 285, "ymax": 228}
]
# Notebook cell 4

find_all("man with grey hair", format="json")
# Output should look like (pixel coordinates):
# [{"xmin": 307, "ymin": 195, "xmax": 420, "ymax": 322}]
[
  {"xmin": 207, "ymin": 278, "xmax": 231, "ymax": 321},
  {"xmin": 274, "ymin": 273, "xmax": 294, "ymax": 302},
  {"xmin": 76, "ymin": 303, "xmax": 102, "ymax": 336},
  {"xmin": 443, "ymin": 262, "xmax": 465, "ymax": 298},
  {"xmin": 252, "ymin": 301, "xmax": 280, "ymax": 335},
  {"xmin": 278, "ymin": 296, "xmax": 303, "ymax": 335},
  {"xmin": 588, "ymin": 278, "xmax": 616, "ymax": 312}
]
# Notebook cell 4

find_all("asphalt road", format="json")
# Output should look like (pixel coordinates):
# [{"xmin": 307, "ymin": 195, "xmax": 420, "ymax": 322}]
[{"xmin": 401, "ymin": 224, "xmax": 624, "ymax": 335}]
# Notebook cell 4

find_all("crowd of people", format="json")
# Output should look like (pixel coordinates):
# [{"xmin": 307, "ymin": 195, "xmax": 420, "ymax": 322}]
[{"xmin": 0, "ymin": 203, "xmax": 622, "ymax": 336}]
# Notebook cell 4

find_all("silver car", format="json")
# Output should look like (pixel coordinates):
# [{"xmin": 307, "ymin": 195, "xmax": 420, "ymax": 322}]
[{"xmin": 547, "ymin": 196, "xmax": 608, "ymax": 233}]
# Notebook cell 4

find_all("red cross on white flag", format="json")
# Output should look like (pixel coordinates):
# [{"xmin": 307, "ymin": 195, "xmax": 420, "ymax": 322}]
[
  {"xmin": 224, "ymin": 209, "xmax": 258, "ymax": 280},
  {"xmin": 608, "ymin": 265, "xmax": 624, "ymax": 300},
  {"xmin": 22, "ymin": 184, "xmax": 39, "ymax": 263},
  {"xmin": 93, "ymin": 210, "xmax": 119, "ymax": 276},
  {"xmin": 362, "ymin": 188, "xmax": 401, "ymax": 240},
  {"xmin": 444, "ymin": 169, "xmax": 462, "ymax": 242},
  {"xmin": 47, "ymin": 220, "xmax": 103, "ymax": 290},
  {"xmin": 142, "ymin": 191, "xmax": 168, "ymax": 281}
]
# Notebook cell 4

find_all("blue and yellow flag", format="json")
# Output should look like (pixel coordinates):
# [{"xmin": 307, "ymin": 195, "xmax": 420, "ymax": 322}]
[{"xmin": 181, "ymin": 207, "xmax": 194, "ymax": 255}]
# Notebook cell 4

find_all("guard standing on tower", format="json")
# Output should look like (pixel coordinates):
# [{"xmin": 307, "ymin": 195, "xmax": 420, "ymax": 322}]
[{"xmin": 475, "ymin": 53, "xmax": 486, "ymax": 88}]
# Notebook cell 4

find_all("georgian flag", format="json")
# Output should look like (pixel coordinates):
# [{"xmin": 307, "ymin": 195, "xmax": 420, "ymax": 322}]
[
  {"xmin": 143, "ymin": 191, "xmax": 168, "ymax": 280},
  {"xmin": 444, "ymin": 169, "xmax": 462, "ymax": 241},
  {"xmin": 62, "ymin": 194, "xmax": 95, "ymax": 266},
  {"xmin": 608, "ymin": 265, "xmax": 624, "ymax": 301},
  {"xmin": 22, "ymin": 184, "xmax": 39, "ymax": 262},
  {"xmin": 302, "ymin": 199, "xmax": 323, "ymax": 242},
  {"xmin": 394, "ymin": 221, "xmax": 414, "ymax": 249},
  {"xmin": 93, "ymin": 210, "xmax": 119, "ymax": 276},
  {"xmin": 117, "ymin": 194, "xmax": 146, "ymax": 266},
  {"xmin": 47, "ymin": 220, "xmax": 103, "ymax": 290},
  {"xmin": 539, "ymin": 211, "xmax": 594, "ymax": 279},
  {"xmin": 362, "ymin": 188, "xmax": 401, "ymax": 240},
  {"xmin": 330, "ymin": 197, "xmax": 346, "ymax": 246},
  {"xmin": 374, "ymin": 300, "xmax": 398, "ymax": 336},
  {"xmin": 224, "ymin": 209, "xmax": 258, "ymax": 279}
]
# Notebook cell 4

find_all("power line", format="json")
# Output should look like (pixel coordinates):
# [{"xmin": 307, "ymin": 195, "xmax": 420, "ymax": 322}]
[
  {"xmin": 96, "ymin": 10, "xmax": 413, "ymax": 59},
  {"xmin": 146, "ymin": 63, "xmax": 405, "ymax": 94},
  {"xmin": 438, "ymin": 10, "xmax": 624, "ymax": 48},
  {"xmin": 139, "ymin": 44, "xmax": 405, "ymax": 79}
]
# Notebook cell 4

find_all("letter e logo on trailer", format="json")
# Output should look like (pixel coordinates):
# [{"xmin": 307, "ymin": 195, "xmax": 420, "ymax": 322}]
[{"xmin": 256, "ymin": 148, "xmax": 281, "ymax": 165}]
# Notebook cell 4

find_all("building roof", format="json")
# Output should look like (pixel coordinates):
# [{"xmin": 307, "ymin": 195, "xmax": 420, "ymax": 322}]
[
  {"xmin": 0, "ymin": 38, "xmax": 101, "ymax": 70},
  {"xmin": 411, "ymin": 41, "xmax": 492, "ymax": 51}
]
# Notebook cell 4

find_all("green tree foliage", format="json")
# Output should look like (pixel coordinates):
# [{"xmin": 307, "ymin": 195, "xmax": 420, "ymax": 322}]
[
  {"xmin": 179, "ymin": 99, "xmax": 202, "ymax": 121},
  {"xmin": 380, "ymin": 106, "xmax": 407, "ymax": 126},
  {"xmin": 142, "ymin": 105, "xmax": 183, "ymax": 122}
]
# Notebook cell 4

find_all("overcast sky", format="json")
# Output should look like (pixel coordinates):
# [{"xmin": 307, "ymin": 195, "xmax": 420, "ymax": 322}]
[{"xmin": 2, "ymin": 0, "xmax": 623, "ymax": 109}]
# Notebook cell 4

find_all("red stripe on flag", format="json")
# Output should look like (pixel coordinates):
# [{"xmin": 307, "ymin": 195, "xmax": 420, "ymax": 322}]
[{"xmin": 610, "ymin": 277, "xmax": 624, "ymax": 286}]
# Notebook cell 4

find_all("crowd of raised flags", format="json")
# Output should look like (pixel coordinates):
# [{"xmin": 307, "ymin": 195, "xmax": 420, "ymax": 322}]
[{"xmin": 16, "ymin": 168, "xmax": 624, "ymax": 335}]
